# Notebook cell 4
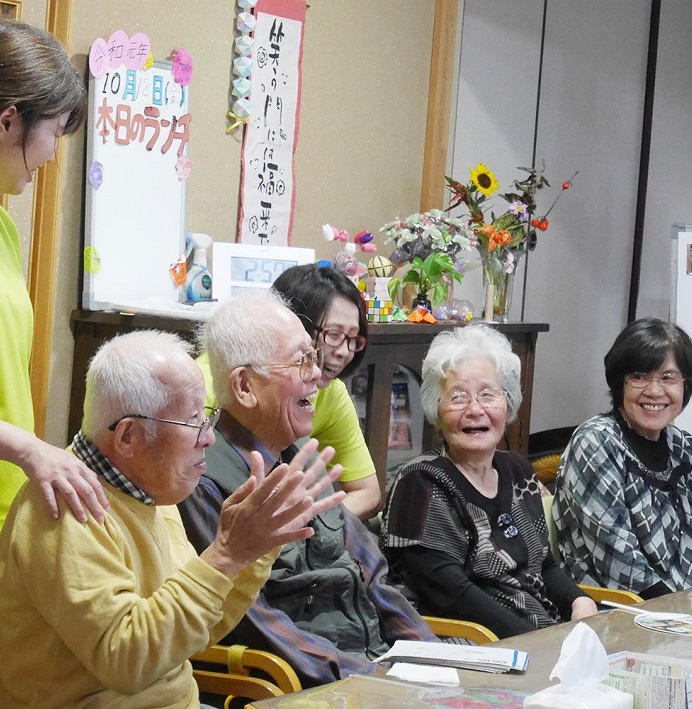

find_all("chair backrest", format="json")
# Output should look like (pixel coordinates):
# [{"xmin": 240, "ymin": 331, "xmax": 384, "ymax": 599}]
[
  {"xmin": 423, "ymin": 615, "xmax": 499, "ymax": 644},
  {"xmin": 191, "ymin": 643, "xmax": 301, "ymax": 704},
  {"xmin": 541, "ymin": 494, "xmax": 644, "ymax": 606}
]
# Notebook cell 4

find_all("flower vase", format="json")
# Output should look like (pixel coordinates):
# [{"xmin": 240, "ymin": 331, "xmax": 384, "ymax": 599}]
[
  {"xmin": 412, "ymin": 293, "xmax": 432, "ymax": 312},
  {"xmin": 481, "ymin": 252, "xmax": 521, "ymax": 323}
]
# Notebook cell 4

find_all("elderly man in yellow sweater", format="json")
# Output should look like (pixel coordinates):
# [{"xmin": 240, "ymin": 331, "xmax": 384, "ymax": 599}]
[{"xmin": 0, "ymin": 330, "xmax": 343, "ymax": 707}]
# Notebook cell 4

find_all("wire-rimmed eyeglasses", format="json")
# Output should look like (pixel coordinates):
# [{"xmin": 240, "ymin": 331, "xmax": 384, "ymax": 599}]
[
  {"xmin": 438, "ymin": 387, "xmax": 507, "ymax": 412},
  {"xmin": 107, "ymin": 406, "xmax": 221, "ymax": 444},
  {"xmin": 316, "ymin": 326, "xmax": 367, "ymax": 353},
  {"xmin": 625, "ymin": 371, "xmax": 684, "ymax": 389},
  {"xmin": 252, "ymin": 348, "xmax": 323, "ymax": 383}
]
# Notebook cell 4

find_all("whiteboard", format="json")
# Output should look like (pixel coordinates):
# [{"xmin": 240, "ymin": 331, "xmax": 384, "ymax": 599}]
[
  {"xmin": 671, "ymin": 224, "xmax": 692, "ymax": 433},
  {"xmin": 83, "ymin": 60, "xmax": 189, "ymax": 311}
]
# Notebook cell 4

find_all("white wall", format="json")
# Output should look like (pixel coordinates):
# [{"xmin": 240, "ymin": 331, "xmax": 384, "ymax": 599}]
[{"xmin": 450, "ymin": 0, "xmax": 689, "ymax": 435}]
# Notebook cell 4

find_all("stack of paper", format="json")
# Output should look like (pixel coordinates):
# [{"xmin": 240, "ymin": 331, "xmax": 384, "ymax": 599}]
[{"xmin": 374, "ymin": 640, "xmax": 529, "ymax": 674}]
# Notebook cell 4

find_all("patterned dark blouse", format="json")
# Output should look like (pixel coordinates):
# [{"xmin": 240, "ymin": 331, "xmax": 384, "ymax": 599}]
[{"xmin": 380, "ymin": 448, "xmax": 586, "ymax": 638}]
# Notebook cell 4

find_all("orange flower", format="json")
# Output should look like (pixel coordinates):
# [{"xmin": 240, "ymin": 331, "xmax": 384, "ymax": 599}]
[{"xmin": 478, "ymin": 223, "xmax": 512, "ymax": 252}]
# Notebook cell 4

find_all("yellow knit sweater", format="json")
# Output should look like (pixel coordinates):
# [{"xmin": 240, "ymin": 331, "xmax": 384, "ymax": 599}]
[{"xmin": 0, "ymin": 481, "xmax": 276, "ymax": 707}]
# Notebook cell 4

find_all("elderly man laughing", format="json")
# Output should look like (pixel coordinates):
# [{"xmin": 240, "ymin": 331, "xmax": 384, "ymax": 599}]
[{"xmin": 0, "ymin": 330, "xmax": 342, "ymax": 707}]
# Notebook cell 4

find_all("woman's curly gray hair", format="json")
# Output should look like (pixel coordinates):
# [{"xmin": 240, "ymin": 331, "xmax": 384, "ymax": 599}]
[{"xmin": 420, "ymin": 323, "xmax": 523, "ymax": 427}]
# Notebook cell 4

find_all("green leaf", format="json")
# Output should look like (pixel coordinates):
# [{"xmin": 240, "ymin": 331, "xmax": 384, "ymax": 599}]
[{"xmin": 388, "ymin": 277, "xmax": 401, "ymax": 302}]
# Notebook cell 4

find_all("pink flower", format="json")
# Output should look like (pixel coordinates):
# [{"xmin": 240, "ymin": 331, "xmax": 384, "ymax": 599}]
[{"xmin": 172, "ymin": 48, "xmax": 193, "ymax": 86}]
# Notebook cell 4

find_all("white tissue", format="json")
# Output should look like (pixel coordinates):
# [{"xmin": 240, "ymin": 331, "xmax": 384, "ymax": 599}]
[{"xmin": 523, "ymin": 623, "xmax": 633, "ymax": 709}]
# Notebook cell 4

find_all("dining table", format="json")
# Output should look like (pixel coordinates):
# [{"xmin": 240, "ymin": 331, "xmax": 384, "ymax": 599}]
[{"xmin": 246, "ymin": 588, "xmax": 692, "ymax": 708}]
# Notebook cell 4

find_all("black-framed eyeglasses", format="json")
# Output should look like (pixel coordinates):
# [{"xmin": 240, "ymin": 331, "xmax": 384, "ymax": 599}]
[
  {"xmin": 252, "ymin": 348, "xmax": 323, "ymax": 383},
  {"xmin": 107, "ymin": 406, "xmax": 221, "ymax": 444},
  {"xmin": 316, "ymin": 326, "xmax": 367, "ymax": 353},
  {"xmin": 497, "ymin": 512, "xmax": 518, "ymax": 539},
  {"xmin": 625, "ymin": 371, "xmax": 684, "ymax": 388},
  {"xmin": 438, "ymin": 387, "xmax": 507, "ymax": 412}
]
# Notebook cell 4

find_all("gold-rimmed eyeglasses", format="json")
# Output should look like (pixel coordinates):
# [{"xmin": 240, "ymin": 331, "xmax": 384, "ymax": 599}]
[
  {"xmin": 107, "ymin": 406, "xmax": 221, "ymax": 444},
  {"xmin": 251, "ymin": 348, "xmax": 323, "ymax": 383}
]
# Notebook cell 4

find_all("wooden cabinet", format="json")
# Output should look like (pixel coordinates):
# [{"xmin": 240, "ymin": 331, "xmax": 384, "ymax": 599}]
[{"xmin": 69, "ymin": 310, "xmax": 547, "ymax": 496}]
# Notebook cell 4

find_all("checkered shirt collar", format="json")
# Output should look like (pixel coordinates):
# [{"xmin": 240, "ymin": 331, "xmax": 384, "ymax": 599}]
[{"xmin": 72, "ymin": 430, "xmax": 155, "ymax": 505}]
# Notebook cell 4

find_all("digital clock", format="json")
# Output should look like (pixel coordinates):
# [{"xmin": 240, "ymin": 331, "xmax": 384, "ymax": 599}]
[{"xmin": 213, "ymin": 243, "xmax": 315, "ymax": 301}]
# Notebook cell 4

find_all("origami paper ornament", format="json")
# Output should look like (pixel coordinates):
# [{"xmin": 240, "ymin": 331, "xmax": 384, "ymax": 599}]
[
  {"xmin": 234, "ymin": 35, "xmax": 254, "ymax": 56},
  {"xmin": 237, "ymin": 0, "xmax": 257, "ymax": 9},
  {"xmin": 232, "ymin": 55, "xmax": 253, "ymax": 78},
  {"xmin": 236, "ymin": 12, "xmax": 256, "ymax": 33},
  {"xmin": 88, "ymin": 161, "xmax": 103, "ymax": 190},
  {"xmin": 83, "ymin": 246, "xmax": 102, "ymax": 275},
  {"xmin": 232, "ymin": 77, "xmax": 252, "ymax": 98},
  {"xmin": 232, "ymin": 98, "xmax": 251, "ymax": 119}
]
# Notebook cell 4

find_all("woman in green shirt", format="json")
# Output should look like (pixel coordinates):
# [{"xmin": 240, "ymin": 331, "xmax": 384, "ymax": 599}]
[{"xmin": 0, "ymin": 20, "xmax": 108, "ymax": 528}]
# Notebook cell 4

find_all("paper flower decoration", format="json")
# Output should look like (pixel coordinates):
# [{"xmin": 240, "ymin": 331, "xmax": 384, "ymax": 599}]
[
  {"xmin": 88, "ymin": 161, "xmax": 103, "ymax": 190},
  {"xmin": 175, "ymin": 156, "xmax": 193, "ymax": 181},
  {"xmin": 171, "ymin": 47, "xmax": 193, "ymax": 86},
  {"xmin": 322, "ymin": 224, "xmax": 377, "ymax": 275},
  {"xmin": 83, "ymin": 246, "xmax": 102, "ymax": 275}
]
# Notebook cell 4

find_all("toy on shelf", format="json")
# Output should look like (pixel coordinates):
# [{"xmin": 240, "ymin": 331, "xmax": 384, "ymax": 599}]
[{"xmin": 322, "ymin": 224, "xmax": 376, "ymax": 280}]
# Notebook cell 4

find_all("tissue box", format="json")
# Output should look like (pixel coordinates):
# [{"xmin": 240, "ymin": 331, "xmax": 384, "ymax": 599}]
[{"xmin": 523, "ymin": 682, "xmax": 633, "ymax": 709}]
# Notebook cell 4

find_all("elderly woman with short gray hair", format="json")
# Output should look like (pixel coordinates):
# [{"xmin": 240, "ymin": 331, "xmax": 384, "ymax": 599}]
[{"xmin": 380, "ymin": 324, "xmax": 596, "ymax": 639}]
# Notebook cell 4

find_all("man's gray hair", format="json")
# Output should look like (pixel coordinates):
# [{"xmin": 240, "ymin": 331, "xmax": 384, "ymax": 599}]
[
  {"xmin": 420, "ymin": 323, "xmax": 523, "ymax": 427},
  {"xmin": 81, "ymin": 330, "xmax": 194, "ymax": 440},
  {"xmin": 201, "ymin": 291, "xmax": 290, "ymax": 409}
]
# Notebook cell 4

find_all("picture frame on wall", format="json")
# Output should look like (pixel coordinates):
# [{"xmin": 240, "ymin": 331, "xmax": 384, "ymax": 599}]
[{"xmin": 0, "ymin": 1, "xmax": 22, "ymax": 20}]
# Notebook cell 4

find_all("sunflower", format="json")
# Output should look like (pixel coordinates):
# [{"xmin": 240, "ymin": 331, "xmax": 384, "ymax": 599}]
[{"xmin": 469, "ymin": 163, "xmax": 500, "ymax": 197}]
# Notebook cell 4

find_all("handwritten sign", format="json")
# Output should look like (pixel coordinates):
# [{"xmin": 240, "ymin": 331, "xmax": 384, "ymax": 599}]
[
  {"xmin": 238, "ymin": 0, "xmax": 305, "ymax": 246},
  {"xmin": 83, "ymin": 58, "xmax": 191, "ymax": 311}
]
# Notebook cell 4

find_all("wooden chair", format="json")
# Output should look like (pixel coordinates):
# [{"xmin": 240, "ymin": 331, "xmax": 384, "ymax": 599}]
[
  {"xmin": 191, "ymin": 643, "xmax": 301, "ymax": 707},
  {"xmin": 541, "ymin": 494, "xmax": 644, "ymax": 605},
  {"xmin": 423, "ymin": 615, "xmax": 499, "ymax": 644}
]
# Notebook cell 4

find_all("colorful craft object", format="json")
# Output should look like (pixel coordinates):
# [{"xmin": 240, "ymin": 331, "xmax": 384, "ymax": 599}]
[
  {"xmin": 88, "ymin": 161, "xmax": 104, "ymax": 190},
  {"xmin": 232, "ymin": 77, "xmax": 252, "ymax": 98},
  {"xmin": 175, "ymin": 156, "xmax": 193, "ymax": 181},
  {"xmin": 171, "ymin": 47, "xmax": 193, "ymax": 86},
  {"xmin": 322, "ymin": 224, "xmax": 377, "ymax": 275},
  {"xmin": 229, "ymin": 5, "xmax": 257, "ymax": 134},
  {"xmin": 234, "ymin": 35, "xmax": 254, "ymax": 56},
  {"xmin": 366, "ymin": 298, "xmax": 393, "ymax": 323},
  {"xmin": 236, "ymin": 11, "xmax": 256, "ymax": 33},
  {"xmin": 233, "ymin": 55, "xmax": 253, "ymax": 77},
  {"xmin": 83, "ymin": 246, "xmax": 101, "ymax": 275},
  {"xmin": 408, "ymin": 307, "xmax": 438, "ymax": 324},
  {"xmin": 169, "ymin": 258, "xmax": 187, "ymax": 287}
]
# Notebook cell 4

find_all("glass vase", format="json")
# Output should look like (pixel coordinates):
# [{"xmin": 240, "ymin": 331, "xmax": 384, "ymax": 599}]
[{"xmin": 481, "ymin": 252, "xmax": 521, "ymax": 323}]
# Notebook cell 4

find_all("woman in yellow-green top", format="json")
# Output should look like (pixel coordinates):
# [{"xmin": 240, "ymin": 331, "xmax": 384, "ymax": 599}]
[
  {"xmin": 199, "ymin": 264, "xmax": 380, "ymax": 519},
  {"xmin": 0, "ymin": 20, "xmax": 108, "ymax": 529}
]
